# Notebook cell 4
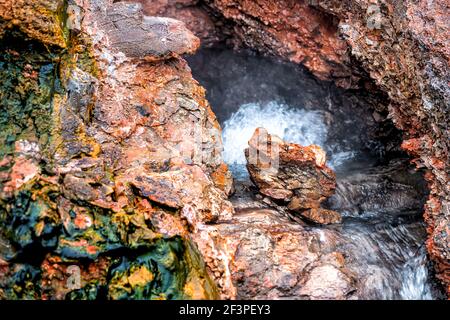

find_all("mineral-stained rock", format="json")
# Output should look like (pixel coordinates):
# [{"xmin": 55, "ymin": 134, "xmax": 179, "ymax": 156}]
[
  {"xmin": 216, "ymin": 209, "xmax": 356, "ymax": 299},
  {"xmin": 202, "ymin": 0, "xmax": 359, "ymax": 87},
  {"xmin": 131, "ymin": 0, "xmax": 222, "ymax": 47},
  {"xmin": 98, "ymin": 2, "xmax": 200, "ymax": 60},
  {"xmin": 245, "ymin": 128, "xmax": 341, "ymax": 224},
  {"xmin": 0, "ymin": 0, "xmax": 67, "ymax": 48},
  {"xmin": 0, "ymin": 0, "xmax": 235, "ymax": 299}
]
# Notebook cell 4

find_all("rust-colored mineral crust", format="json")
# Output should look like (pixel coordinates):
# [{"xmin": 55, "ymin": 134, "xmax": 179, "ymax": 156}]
[
  {"xmin": 0, "ymin": 0, "xmax": 236, "ymax": 299},
  {"xmin": 245, "ymin": 128, "xmax": 341, "ymax": 225},
  {"xmin": 203, "ymin": 0, "xmax": 358, "ymax": 87}
]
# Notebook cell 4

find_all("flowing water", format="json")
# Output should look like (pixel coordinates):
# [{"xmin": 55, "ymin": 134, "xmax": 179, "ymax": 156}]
[{"xmin": 187, "ymin": 48, "xmax": 442, "ymax": 299}]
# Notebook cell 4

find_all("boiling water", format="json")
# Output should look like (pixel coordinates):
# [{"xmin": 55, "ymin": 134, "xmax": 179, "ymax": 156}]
[{"xmin": 187, "ymin": 48, "xmax": 441, "ymax": 300}]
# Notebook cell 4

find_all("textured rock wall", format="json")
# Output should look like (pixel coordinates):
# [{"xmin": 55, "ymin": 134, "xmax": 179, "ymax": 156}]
[
  {"xmin": 0, "ymin": 0, "xmax": 236, "ymax": 299},
  {"xmin": 132, "ymin": 0, "xmax": 223, "ymax": 46},
  {"xmin": 202, "ymin": 0, "xmax": 362, "ymax": 88},
  {"xmin": 0, "ymin": 0, "xmax": 448, "ymax": 299},
  {"xmin": 310, "ymin": 0, "xmax": 449, "ymax": 294}
]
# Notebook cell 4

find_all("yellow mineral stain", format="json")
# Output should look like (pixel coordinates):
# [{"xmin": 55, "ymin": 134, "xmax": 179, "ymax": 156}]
[
  {"xmin": 128, "ymin": 267, "xmax": 154, "ymax": 287},
  {"xmin": 183, "ymin": 279, "xmax": 208, "ymax": 300}
]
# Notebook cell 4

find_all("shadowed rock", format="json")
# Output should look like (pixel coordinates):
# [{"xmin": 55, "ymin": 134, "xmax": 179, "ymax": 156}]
[{"xmin": 100, "ymin": 2, "xmax": 200, "ymax": 60}]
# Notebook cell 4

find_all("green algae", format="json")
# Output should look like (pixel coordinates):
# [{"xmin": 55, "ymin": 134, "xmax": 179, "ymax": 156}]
[
  {"xmin": 0, "ymin": 35, "xmax": 63, "ymax": 159},
  {"xmin": 65, "ymin": 282, "xmax": 101, "ymax": 300},
  {"xmin": 56, "ymin": 210, "xmax": 124, "ymax": 260},
  {"xmin": 62, "ymin": 237, "xmax": 219, "ymax": 300},
  {"xmin": 6, "ymin": 190, "xmax": 60, "ymax": 251},
  {"xmin": 106, "ymin": 237, "xmax": 219, "ymax": 300},
  {"xmin": 0, "ymin": 264, "xmax": 41, "ymax": 300}
]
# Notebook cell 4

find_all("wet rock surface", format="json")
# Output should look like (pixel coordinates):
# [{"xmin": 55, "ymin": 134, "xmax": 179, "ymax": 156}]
[{"xmin": 216, "ymin": 208, "xmax": 356, "ymax": 299}]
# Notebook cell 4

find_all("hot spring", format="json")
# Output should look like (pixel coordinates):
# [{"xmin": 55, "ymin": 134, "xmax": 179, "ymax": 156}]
[{"xmin": 187, "ymin": 47, "xmax": 444, "ymax": 299}]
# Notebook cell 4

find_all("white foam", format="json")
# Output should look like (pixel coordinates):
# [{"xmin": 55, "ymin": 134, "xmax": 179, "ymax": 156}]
[{"xmin": 222, "ymin": 101, "xmax": 329, "ymax": 166}]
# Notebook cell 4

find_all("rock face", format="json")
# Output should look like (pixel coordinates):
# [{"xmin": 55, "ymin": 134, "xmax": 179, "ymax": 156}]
[
  {"xmin": 245, "ymin": 128, "xmax": 341, "ymax": 224},
  {"xmin": 0, "ymin": 0, "xmax": 235, "ymax": 299},
  {"xmin": 216, "ymin": 208, "xmax": 356, "ymax": 299},
  {"xmin": 203, "ymin": 0, "xmax": 358, "ymax": 87},
  {"xmin": 130, "ymin": 0, "xmax": 222, "ymax": 47},
  {"xmin": 311, "ymin": 0, "xmax": 450, "ymax": 294}
]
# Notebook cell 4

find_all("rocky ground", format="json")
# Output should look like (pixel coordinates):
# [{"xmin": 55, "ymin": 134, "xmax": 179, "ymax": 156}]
[{"xmin": 0, "ymin": 0, "xmax": 448, "ymax": 299}]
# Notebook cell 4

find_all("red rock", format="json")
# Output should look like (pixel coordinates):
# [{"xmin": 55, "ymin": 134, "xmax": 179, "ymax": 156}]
[
  {"xmin": 203, "ymin": 0, "xmax": 357, "ymax": 87},
  {"xmin": 300, "ymin": 208, "xmax": 343, "ymax": 225},
  {"xmin": 132, "ymin": 0, "xmax": 221, "ymax": 46},
  {"xmin": 216, "ymin": 208, "xmax": 355, "ymax": 299},
  {"xmin": 245, "ymin": 128, "xmax": 340, "ymax": 224}
]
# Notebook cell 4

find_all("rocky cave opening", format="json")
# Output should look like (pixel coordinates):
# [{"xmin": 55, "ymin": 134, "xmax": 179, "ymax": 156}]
[
  {"xmin": 186, "ymin": 47, "xmax": 444, "ymax": 299},
  {"xmin": 0, "ymin": 0, "xmax": 447, "ymax": 301}
]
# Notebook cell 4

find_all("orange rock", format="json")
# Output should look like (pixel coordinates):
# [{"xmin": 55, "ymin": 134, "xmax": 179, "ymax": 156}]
[{"xmin": 245, "ymin": 128, "xmax": 340, "ymax": 224}]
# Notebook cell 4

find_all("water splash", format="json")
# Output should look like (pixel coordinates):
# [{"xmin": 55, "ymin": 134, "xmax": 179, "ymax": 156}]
[
  {"xmin": 222, "ymin": 101, "xmax": 355, "ymax": 177},
  {"xmin": 222, "ymin": 101, "xmax": 327, "ymax": 165},
  {"xmin": 399, "ymin": 247, "xmax": 433, "ymax": 300}
]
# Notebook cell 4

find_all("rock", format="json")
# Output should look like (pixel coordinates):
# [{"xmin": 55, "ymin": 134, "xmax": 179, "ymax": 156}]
[
  {"xmin": 310, "ymin": 0, "xmax": 449, "ymax": 297},
  {"xmin": 0, "ymin": 0, "xmax": 235, "ymax": 299},
  {"xmin": 0, "ymin": 0, "xmax": 67, "ymax": 48},
  {"xmin": 300, "ymin": 208, "xmax": 342, "ymax": 225},
  {"xmin": 298, "ymin": 264, "xmax": 355, "ymax": 300},
  {"xmin": 132, "ymin": 0, "xmax": 221, "ymax": 47},
  {"xmin": 99, "ymin": 2, "xmax": 200, "ymax": 60},
  {"xmin": 215, "ymin": 208, "xmax": 356, "ymax": 299},
  {"xmin": 202, "ymin": 0, "xmax": 357, "ymax": 87},
  {"xmin": 245, "ymin": 127, "xmax": 341, "ymax": 224}
]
